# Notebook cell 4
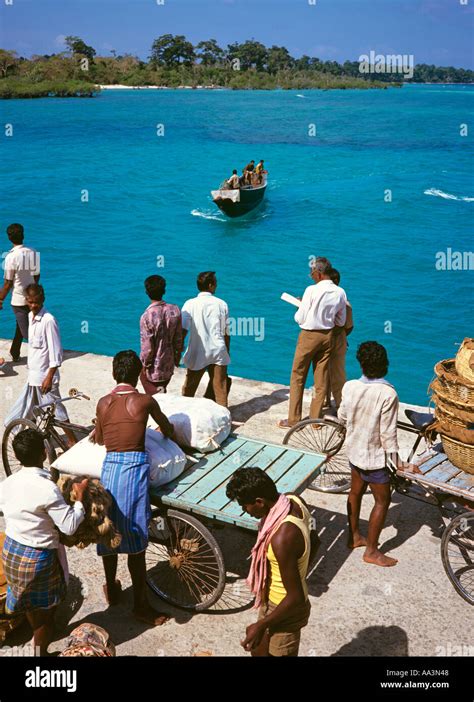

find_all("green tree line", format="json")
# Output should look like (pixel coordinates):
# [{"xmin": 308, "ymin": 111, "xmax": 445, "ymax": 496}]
[{"xmin": 0, "ymin": 34, "xmax": 472, "ymax": 97}]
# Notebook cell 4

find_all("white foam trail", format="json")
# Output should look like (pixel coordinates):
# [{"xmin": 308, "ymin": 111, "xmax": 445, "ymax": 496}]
[
  {"xmin": 424, "ymin": 188, "xmax": 474, "ymax": 202},
  {"xmin": 191, "ymin": 209, "xmax": 226, "ymax": 221},
  {"xmin": 296, "ymin": 94, "xmax": 306, "ymax": 98}
]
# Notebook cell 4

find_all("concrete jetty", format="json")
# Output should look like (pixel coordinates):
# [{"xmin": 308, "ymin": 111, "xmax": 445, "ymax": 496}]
[{"xmin": 0, "ymin": 341, "xmax": 470, "ymax": 656}]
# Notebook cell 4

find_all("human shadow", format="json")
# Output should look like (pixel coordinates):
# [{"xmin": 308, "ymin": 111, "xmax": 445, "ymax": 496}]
[
  {"xmin": 331, "ymin": 625, "xmax": 409, "ymax": 656},
  {"xmin": 306, "ymin": 506, "xmax": 352, "ymax": 598},
  {"xmin": 0, "ymin": 365, "xmax": 18, "ymax": 378},
  {"xmin": 63, "ymin": 349, "xmax": 88, "ymax": 361},
  {"xmin": 229, "ymin": 388, "xmax": 289, "ymax": 423},
  {"xmin": 4, "ymin": 574, "xmax": 84, "ymax": 650},
  {"xmin": 202, "ymin": 522, "xmax": 256, "ymax": 614},
  {"xmin": 380, "ymin": 491, "xmax": 445, "ymax": 554}
]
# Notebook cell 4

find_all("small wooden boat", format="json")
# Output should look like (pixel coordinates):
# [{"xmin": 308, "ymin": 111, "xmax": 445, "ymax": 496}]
[{"xmin": 211, "ymin": 176, "xmax": 267, "ymax": 218}]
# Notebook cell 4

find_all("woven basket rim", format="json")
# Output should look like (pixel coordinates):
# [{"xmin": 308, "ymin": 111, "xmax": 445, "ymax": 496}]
[
  {"xmin": 435, "ymin": 358, "xmax": 474, "ymax": 388},
  {"xmin": 441, "ymin": 433, "xmax": 474, "ymax": 448}
]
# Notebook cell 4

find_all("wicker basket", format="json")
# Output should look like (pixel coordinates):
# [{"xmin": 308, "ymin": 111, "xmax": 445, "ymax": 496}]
[
  {"xmin": 442, "ymin": 435, "xmax": 474, "ymax": 474},
  {"xmin": 455, "ymin": 338, "xmax": 474, "ymax": 384},
  {"xmin": 433, "ymin": 359, "xmax": 474, "ymax": 406},
  {"xmin": 435, "ymin": 403, "xmax": 474, "ymax": 445}
]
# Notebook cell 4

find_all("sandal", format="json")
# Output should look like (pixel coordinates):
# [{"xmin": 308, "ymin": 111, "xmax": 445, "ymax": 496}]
[{"xmin": 103, "ymin": 579, "xmax": 122, "ymax": 606}]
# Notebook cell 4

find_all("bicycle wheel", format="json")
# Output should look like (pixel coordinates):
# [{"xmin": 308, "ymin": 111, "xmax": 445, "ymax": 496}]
[
  {"xmin": 146, "ymin": 509, "xmax": 226, "ymax": 611},
  {"xmin": 2, "ymin": 419, "xmax": 57, "ymax": 478},
  {"xmin": 441, "ymin": 512, "xmax": 474, "ymax": 605},
  {"xmin": 283, "ymin": 418, "xmax": 351, "ymax": 493}
]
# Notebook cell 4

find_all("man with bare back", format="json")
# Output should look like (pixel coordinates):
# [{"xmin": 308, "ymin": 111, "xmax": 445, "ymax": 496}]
[
  {"xmin": 94, "ymin": 349, "xmax": 174, "ymax": 625},
  {"xmin": 338, "ymin": 341, "xmax": 404, "ymax": 568}
]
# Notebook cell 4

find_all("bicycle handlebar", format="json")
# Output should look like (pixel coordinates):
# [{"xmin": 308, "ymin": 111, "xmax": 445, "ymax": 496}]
[{"xmin": 36, "ymin": 389, "xmax": 90, "ymax": 410}]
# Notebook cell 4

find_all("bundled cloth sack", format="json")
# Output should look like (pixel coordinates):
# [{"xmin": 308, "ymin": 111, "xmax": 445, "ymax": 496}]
[
  {"xmin": 57, "ymin": 476, "xmax": 122, "ymax": 550},
  {"xmin": 60, "ymin": 623, "xmax": 115, "ymax": 657},
  {"xmin": 149, "ymin": 394, "xmax": 231, "ymax": 453},
  {"xmin": 52, "ymin": 429, "xmax": 187, "ymax": 488}
]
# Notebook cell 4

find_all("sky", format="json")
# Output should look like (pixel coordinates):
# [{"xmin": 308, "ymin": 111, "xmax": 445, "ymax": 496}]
[{"xmin": 0, "ymin": 0, "xmax": 473, "ymax": 68}]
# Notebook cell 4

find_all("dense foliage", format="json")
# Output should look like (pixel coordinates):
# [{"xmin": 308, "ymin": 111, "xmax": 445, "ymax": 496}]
[{"xmin": 0, "ymin": 35, "xmax": 472, "ymax": 97}]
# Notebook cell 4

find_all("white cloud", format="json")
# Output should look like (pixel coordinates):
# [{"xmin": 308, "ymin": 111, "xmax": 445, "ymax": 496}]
[{"xmin": 54, "ymin": 34, "xmax": 67, "ymax": 49}]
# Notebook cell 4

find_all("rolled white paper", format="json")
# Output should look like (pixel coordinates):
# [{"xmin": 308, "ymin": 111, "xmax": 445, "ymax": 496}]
[{"xmin": 281, "ymin": 292, "xmax": 301, "ymax": 308}]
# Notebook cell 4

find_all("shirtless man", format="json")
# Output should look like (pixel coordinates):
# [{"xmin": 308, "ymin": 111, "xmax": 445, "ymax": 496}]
[
  {"xmin": 94, "ymin": 349, "xmax": 174, "ymax": 625},
  {"xmin": 226, "ymin": 468, "xmax": 318, "ymax": 657}
]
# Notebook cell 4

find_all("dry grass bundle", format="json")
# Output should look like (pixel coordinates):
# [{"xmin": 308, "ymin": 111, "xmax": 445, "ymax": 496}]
[{"xmin": 58, "ymin": 475, "xmax": 122, "ymax": 550}]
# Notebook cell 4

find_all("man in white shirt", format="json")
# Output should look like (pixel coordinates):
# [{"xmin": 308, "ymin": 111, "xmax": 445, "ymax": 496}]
[
  {"xmin": 3, "ymin": 284, "xmax": 71, "ymax": 438},
  {"xmin": 279, "ymin": 257, "xmax": 347, "ymax": 428},
  {"xmin": 0, "ymin": 428, "xmax": 87, "ymax": 655},
  {"xmin": 0, "ymin": 223, "xmax": 40, "ymax": 362},
  {"xmin": 338, "ymin": 341, "xmax": 410, "ymax": 568},
  {"xmin": 181, "ymin": 271, "xmax": 231, "ymax": 407},
  {"xmin": 227, "ymin": 170, "xmax": 240, "ymax": 189}
]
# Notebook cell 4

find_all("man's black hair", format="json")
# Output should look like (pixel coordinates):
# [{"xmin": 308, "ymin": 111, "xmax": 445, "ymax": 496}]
[
  {"xmin": 12, "ymin": 428, "xmax": 45, "ymax": 467},
  {"xmin": 328, "ymin": 267, "xmax": 340, "ymax": 285},
  {"xmin": 226, "ymin": 467, "xmax": 279, "ymax": 505},
  {"xmin": 145, "ymin": 275, "xmax": 166, "ymax": 301},
  {"xmin": 356, "ymin": 341, "xmax": 389, "ymax": 379},
  {"xmin": 232, "ymin": 169, "xmax": 237, "ymax": 174},
  {"xmin": 25, "ymin": 283, "xmax": 44, "ymax": 298},
  {"xmin": 197, "ymin": 271, "xmax": 216, "ymax": 292},
  {"xmin": 113, "ymin": 349, "xmax": 142, "ymax": 385},
  {"xmin": 7, "ymin": 223, "xmax": 24, "ymax": 245}
]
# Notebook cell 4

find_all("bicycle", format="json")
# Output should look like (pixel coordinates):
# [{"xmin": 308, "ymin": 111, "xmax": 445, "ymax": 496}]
[
  {"xmin": 2, "ymin": 388, "xmax": 93, "ymax": 478},
  {"xmin": 284, "ymin": 409, "xmax": 474, "ymax": 604},
  {"xmin": 282, "ymin": 408, "xmax": 440, "ymax": 494}
]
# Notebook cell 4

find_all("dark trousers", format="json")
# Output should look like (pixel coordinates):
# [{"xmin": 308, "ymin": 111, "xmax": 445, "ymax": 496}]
[{"xmin": 10, "ymin": 305, "xmax": 29, "ymax": 359}]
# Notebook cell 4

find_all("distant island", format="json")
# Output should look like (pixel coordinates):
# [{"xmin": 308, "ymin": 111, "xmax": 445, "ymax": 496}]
[{"xmin": 1, "ymin": 34, "xmax": 473, "ymax": 98}]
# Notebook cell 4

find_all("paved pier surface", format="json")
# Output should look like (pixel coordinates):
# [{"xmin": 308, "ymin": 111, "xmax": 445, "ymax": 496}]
[{"xmin": 0, "ymin": 341, "xmax": 471, "ymax": 657}]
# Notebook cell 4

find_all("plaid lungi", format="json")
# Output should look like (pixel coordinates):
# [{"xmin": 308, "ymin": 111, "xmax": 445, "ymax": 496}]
[
  {"xmin": 2, "ymin": 536, "xmax": 66, "ymax": 614},
  {"xmin": 97, "ymin": 451, "xmax": 151, "ymax": 556}
]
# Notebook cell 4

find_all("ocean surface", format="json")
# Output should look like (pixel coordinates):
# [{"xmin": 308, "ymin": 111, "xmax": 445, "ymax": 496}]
[{"xmin": 1, "ymin": 84, "xmax": 473, "ymax": 405}]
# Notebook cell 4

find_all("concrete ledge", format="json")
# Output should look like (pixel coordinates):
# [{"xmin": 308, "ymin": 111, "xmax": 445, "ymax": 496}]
[{"xmin": 0, "ymin": 341, "xmax": 468, "ymax": 657}]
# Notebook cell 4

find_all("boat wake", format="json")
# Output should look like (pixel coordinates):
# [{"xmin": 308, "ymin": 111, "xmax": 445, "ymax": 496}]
[
  {"xmin": 424, "ymin": 188, "xmax": 474, "ymax": 202},
  {"xmin": 191, "ymin": 208, "xmax": 227, "ymax": 221}
]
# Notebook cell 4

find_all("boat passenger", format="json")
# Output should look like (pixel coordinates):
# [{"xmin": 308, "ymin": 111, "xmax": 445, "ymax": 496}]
[
  {"xmin": 227, "ymin": 170, "xmax": 240, "ymax": 189},
  {"xmin": 255, "ymin": 160, "xmax": 266, "ymax": 184},
  {"xmin": 244, "ymin": 160, "xmax": 255, "ymax": 185}
]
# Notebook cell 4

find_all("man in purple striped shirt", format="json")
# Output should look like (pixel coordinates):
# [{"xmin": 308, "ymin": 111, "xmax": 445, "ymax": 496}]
[{"xmin": 139, "ymin": 276, "xmax": 183, "ymax": 395}]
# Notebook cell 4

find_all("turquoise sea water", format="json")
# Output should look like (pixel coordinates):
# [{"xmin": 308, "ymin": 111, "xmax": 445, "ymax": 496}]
[{"xmin": 1, "ymin": 85, "xmax": 473, "ymax": 405}]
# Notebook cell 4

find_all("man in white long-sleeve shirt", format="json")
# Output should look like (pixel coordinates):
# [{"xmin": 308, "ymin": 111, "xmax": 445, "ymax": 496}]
[
  {"xmin": 279, "ymin": 257, "xmax": 347, "ymax": 428},
  {"xmin": 3, "ymin": 284, "xmax": 71, "ymax": 435},
  {"xmin": 0, "ymin": 429, "xmax": 87, "ymax": 654},
  {"xmin": 338, "ymin": 341, "xmax": 406, "ymax": 568}
]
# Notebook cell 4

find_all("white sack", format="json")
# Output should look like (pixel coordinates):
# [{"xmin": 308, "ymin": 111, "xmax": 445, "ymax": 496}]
[
  {"xmin": 150, "ymin": 394, "xmax": 231, "ymax": 453},
  {"xmin": 51, "ymin": 429, "xmax": 187, "ymax": 488}
]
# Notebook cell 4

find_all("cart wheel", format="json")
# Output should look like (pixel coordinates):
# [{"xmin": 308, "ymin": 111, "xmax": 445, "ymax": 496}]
[
  {"xmin": 2, "ymin": 419, "xmax": 57, "ymax": 478},
  {"xmin": 283, "ymin": 418, "xmax": 350, "ymax": 493},
  {"xmin": 146, "ymin": 509, "xmax": 226, "ymax": 611},
  {"xmin": 441, "ymin": 512, "xmax": 474, "ymax": 605}
]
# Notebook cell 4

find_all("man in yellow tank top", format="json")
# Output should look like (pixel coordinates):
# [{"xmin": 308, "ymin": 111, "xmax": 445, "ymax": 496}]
[{"xmin": 226, "ymin": 468, "xmax": 315, "ymax": 657}]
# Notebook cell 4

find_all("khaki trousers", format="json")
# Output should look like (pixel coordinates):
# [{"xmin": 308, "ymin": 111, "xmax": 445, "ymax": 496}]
[
  {"xmin": 182, "ymin": 364, "xmax": 228, "ymax": 407},
  {"xmin": 328, "ymin": 327, "xmax": 347, "ymax": 408},
  {"xmin": 288, "ymin": 329, "xmax": 333, "ymax": 424}
]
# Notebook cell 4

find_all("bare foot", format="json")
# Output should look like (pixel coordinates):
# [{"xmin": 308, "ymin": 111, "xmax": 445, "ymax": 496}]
[
  {"xmin": 363, "ymin": 550, "xmax": 398, "ymax": 567},
  {"xmin": 348, "ymin": 536, "xmax": 367, "ymax": 549},
  {"xmin": 134, "ymin": 606, "xmax": 170, "ymax": 627}
]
